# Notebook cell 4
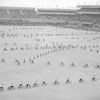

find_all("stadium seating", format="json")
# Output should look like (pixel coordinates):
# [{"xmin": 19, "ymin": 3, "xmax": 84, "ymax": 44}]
[
  {"xmin": 8, "ymin": 9, "xmax": 23, "ymax": 18},
  {"xmin": 0, "ymin": 9, "xmax": 9, "ymax": 18},
  {"xmin": 0, "ymin": 6, "xmax": 100, "ymax": 29},
  {"xmin": 21, "ymin": 9, "xmax": 36, "ymax": 18}
]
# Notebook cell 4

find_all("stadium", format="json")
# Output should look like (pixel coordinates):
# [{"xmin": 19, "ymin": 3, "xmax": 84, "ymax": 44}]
[
  {"xmin": 0, "ymin": 5, "xmax": 100, "ymax": 28},
  {"xmin": 0, "ymin": 5, "xmax": 100, "ymax": 100}
]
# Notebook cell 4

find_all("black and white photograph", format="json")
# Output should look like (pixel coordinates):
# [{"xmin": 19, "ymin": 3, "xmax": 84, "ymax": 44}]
[{"xmin": 0, "ymin": 0, "xmax": 100, "ymax": 100}]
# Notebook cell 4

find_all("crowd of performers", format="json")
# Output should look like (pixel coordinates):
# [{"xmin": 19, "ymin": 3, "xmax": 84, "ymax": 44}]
[
  {"xmin": 0, "ymin": 43, "xmax": 100, "ymax": 69},
  {"xmin": 1, "ymin": 42, "xmax": 100, "ymax": 53},
  {"xmin": 0, "ymin": 26, "xmax": 100, "ymax": 93},
  {"xmin": 0, "ymin": 75, "xmax": 97, "ymax": 92}
]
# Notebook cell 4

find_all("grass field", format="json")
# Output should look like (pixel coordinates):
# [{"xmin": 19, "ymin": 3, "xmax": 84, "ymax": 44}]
[{"xmin": 0, "ymin": 26, "xmax": 100, "ymax": 100}]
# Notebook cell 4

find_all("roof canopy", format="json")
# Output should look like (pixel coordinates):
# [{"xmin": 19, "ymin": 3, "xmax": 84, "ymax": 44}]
[{"xmin": 77, "ymin": 5, "xmax": 100, "ymax": 9}]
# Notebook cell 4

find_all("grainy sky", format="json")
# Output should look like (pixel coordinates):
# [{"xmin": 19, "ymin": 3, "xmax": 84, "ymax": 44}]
[{"xmin": 0, "ymin": 0, "xmax": 99, "ymax": 8}]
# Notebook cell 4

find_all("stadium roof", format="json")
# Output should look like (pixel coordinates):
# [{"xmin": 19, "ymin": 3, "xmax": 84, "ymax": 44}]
[
  {"xmin": 77, "ymin": 5, "xmax": 100, "ymax": 15},
  {"xmin": 37, "ymin": 8, "xmax": 76, "ymax": 15},
  {"xmin": 0, "ymin": 6, "xmax": 35, "ymax": 10},
  {"xmin": 77, "ymin": 5, "xmax": 100, "ymax": 9}
]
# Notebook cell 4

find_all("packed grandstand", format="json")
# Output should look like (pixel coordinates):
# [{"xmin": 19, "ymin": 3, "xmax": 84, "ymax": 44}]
[{"xmin": 0, "ymin": 5, "xmax": 100, "ymax": 30}]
